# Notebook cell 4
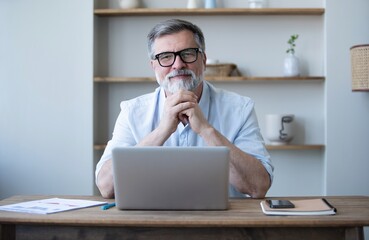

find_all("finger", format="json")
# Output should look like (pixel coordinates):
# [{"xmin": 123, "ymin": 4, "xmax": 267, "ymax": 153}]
[
  {"xmin": 178, "ymin": 90, "xmax": 198, "ymax": 102},
  {"xmin": 167, "ymin": 91, "xmax": 198, "ymax": 106},
  {"xmin": 175, "ymin": 101, "xmax": 196, "ymax": 113},
  {"xmin": 164, "ymin": 101, "xmax": 195, "ymax": 123},
  {"xmin": 178, "ymin": 113, "xmax": 189, "ymax": 125}
]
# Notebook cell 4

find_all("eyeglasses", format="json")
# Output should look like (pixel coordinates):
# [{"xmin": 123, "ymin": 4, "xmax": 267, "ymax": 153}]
[{"xmin": 154, "ymin": 48, "xmax": 203, "ymax": 67}]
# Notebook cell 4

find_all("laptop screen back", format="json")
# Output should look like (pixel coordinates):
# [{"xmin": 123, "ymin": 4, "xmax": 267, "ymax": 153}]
[{"xmin": 112, "ymin": 146, "xmax": 229, "ymax": 210}]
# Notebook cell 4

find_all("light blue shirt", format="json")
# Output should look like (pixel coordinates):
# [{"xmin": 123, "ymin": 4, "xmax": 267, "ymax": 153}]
[{"xmin": 96, "ymin": 81, "xmax": 273, "ymax": 198}]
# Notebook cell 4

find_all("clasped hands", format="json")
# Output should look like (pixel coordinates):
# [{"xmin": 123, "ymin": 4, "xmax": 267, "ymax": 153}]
[{"xmin": 159, "ymin": 90, "xmax": 210, "ymax": 135}]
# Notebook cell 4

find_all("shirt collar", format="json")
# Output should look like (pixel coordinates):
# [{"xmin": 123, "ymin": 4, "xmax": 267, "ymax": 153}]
[{"xmin": 198, "ymin": 81, "xmax": 210, "ymax": 119}]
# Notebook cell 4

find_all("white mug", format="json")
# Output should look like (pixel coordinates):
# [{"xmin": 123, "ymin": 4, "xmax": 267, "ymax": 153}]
[
  {"xmin": 248, "ymin": 0, "xmax": 267, "ymax": 8},
  {"xmin": 265, "ymin": 114, "xmax": 295, "ymax": 145},
  {"xmin": 187, "ymin": 0, "xmax": 200, "ymax": 8},
  {"xmin": 118, "ymin": 0, "xmax": 140, "ymax": 9}
]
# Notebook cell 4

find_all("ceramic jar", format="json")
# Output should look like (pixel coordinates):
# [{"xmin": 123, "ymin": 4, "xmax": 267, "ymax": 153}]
[
  {"xmin": 248, "ymin": 0, "xmax": 267, "ymax": 8},
  {"xmin": 265, "ymin": 114, "xmax": 295, "ymax": 145},
  {"xmin": 187, "ymin": 0, "xmax": 200, "ymax": 8},
  {"xmin": 118, "ymin": 0, "xmax": 140, "ymax": 9}
]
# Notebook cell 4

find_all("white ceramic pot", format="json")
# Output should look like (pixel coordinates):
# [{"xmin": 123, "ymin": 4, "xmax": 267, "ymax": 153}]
[
  {"xmin": 283, "ymin": 53, "xmax": 300, "ymax": 77},
  {"xmin": 248, "ymin": 0, "xmax": 267, "ymax": 8},
  {"xmin": 265, "ymin": 114, "xmax": 295, "ymax": 145},
  {"xmin": 187, "ymin": 0, "xmax": 200, "ymax": 8},
  {"xmin": 118, "ymin": 0, "xmax": 140, "ymax": 9}
]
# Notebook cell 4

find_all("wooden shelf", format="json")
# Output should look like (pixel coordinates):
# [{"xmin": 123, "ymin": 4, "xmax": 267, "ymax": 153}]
[
  {"xmin": 94, "ymin": 144, "xmax": 108, "ymax": 151},
  {"xmin": 266, "ymin": 144, "xmax": 324, "ymax": 150},
  {"xmin": 94, "ymin": 77, "xmax": 155, "ymax": 83},
  {"xmin": 94, "ymin": 8, "xmax": 325, "ymax": 17},
  {"xmin": 94, "ymin": 144, "xmax": 324, "ymax": 151},
  {"xmin": 94, "ymin": 76, "xmax": 325, "ymax": 83}
]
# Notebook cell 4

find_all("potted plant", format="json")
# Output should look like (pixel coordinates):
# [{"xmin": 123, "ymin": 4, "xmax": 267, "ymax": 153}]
[{"xmin": 284, "ymin": 34, "xmax": 300, "ymax": 77}]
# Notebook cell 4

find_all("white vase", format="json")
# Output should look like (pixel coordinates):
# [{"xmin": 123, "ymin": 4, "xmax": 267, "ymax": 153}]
[
  {"xmin": 283, "ymin": 53, "xmax": 300, "ymax": 77},
  {"xmin": 118, "ymin": 0, "xmax": 140, "ymax": 9}
]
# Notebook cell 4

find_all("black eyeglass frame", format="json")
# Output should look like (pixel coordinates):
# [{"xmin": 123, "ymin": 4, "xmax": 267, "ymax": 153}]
[{"xmin": 154, "ymin": 48, "xmax": 203, "ymax": 67}]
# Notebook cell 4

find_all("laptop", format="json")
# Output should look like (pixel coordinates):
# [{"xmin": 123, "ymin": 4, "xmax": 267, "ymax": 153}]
[{"xmin": 112, "ymin": 146, "xmax": 230, "ymax": 210}]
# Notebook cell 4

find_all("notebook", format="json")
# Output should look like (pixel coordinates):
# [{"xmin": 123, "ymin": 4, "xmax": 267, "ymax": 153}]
[{"xmin": 112, "ymin": 146, "xmax": 230, "ymax": 210}]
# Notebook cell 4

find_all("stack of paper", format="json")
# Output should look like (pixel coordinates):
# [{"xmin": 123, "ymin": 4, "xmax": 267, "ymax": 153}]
[
  {"xmin": 0, "ymin": 198, "xmax": 107, "ymax": 214},
  {"xmin": 260, "ymin": 198, "xmax": 336, "ymax": 216}
]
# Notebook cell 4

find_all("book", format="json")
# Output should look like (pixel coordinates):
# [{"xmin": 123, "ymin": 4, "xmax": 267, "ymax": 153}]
[
  {"xmin": 260, "ymin": 198, "xmax": 336, "ymax": 216},
  {"xmin": 0, "ymin": 198, "xmax": 107, "ymax": 214}
]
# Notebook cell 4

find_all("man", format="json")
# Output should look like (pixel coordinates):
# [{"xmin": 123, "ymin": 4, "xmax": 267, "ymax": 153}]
[{"xmin": 96, "ymin": 19, "xmax": 273, "ymax": 199}]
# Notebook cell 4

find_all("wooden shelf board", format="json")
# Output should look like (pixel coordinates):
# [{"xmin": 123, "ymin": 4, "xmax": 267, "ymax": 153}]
[
  {"xmin": 94, "ymin": 144, "xmax": 324, "ymax": 151},
  {"xmin": 94, "ymin": 8, "xmax": 324, "ymax": 17},
  {"xmin": 94, "ymin": 144, "xmax": 107, "ymax": 151},
  {"xmin": 266, "ymin": 144, "xmax": 325, "ymax": 150},
  {"xmin": 94, "ymin": 76, "xmax": 325, "ymax": 83},
  {"xmin": 206, "ymin": 76, "xmax": 325, "ymax": 82},
  {"xmin": 94, "ymin": 77, "xmax": 155, "ymax": 83}
]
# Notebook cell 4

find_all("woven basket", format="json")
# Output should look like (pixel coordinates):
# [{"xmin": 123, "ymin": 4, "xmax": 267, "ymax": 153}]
[
  {"xmin": 205, "ymin": 64, "xmax": 238, "ymax": 77},
  {"xmin": 350, "ymin": 44, "xmax": 369, "ymax": 91}
]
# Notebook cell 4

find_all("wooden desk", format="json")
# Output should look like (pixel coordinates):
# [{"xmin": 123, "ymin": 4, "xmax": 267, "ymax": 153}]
[{"xmin": 0, "ymin": 195, "xmax": 368, "ymax": 240}]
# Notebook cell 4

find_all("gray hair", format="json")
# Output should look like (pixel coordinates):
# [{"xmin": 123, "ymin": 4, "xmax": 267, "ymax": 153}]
[{"xmin": 147, "ymin": 19, "xmax": 206, "ymax": 60}]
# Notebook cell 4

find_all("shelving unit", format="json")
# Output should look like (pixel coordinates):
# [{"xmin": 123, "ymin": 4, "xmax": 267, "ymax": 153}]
[
  {"xmin": 93, "ymin": 7, "xmax": 325, "ymax": 152},
  {"xmin": 94, "ymin": 76, "xmax": 325, "ymax": 83},
  {"xmin": 94, "ymin": 144, "xmax": 324, "ymax": 151},
  {"xmin": 266, "ymin": 144, "xmax": 324, "ymax": 151},
  {"xmin": 94, "ymin": 8, "xmax": 324, "ymax": 16}
]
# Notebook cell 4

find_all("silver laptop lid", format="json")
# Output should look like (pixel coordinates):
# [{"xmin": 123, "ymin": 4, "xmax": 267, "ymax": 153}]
[{"xmin": 112, "ymin": 146, "xmax": 229, "ymax": 210}]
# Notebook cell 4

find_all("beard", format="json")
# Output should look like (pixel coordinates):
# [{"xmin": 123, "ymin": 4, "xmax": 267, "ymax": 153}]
[{"xmin": 156, "ymin": 69, "xmax": 203, "ymax": 94}]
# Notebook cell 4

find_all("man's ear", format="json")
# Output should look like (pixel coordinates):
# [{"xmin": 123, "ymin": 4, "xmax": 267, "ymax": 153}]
[
  {"xmin": 203, "ymin": 52, "xmax": 207, "ymax": 70},
  {"xmin": 150, "ymin": 60, "xmax": 155, "ymax": 70}
]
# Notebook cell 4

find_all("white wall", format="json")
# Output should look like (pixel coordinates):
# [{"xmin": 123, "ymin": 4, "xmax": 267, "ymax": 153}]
[
  {"xmin": 325, "ymin": 0, "xmax": 369, "ymax": 237},
  {"xmin": 0, "ymin": 0, "xmax": 94, "ymax": 199},
  {"xmin": 325, "ymin": 0, "xmax": 369, "ymax": 196}
]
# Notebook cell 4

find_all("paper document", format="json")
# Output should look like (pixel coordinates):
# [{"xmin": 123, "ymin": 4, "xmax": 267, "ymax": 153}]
[{"xmin": 0, "ymin": 198, "xmax": 107, "ymax": 214}]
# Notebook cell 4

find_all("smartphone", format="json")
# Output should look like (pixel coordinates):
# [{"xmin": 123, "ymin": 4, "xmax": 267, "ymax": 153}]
[{"xmin": 267, "ymin": 199, "xmax": 295, "ymax": 208}]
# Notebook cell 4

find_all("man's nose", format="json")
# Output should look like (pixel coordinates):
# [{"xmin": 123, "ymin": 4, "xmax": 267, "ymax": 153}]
[{"xmin": 171, "ymin": 55, "xmax": 187, "ymax": 69}]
